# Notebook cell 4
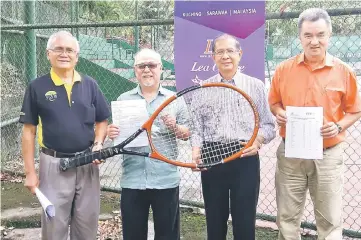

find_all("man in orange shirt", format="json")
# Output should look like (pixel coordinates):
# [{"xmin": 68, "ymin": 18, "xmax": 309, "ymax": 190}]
[{"xmin": 268, "ymin": 8, "xmax": 361, "ymax": 240}]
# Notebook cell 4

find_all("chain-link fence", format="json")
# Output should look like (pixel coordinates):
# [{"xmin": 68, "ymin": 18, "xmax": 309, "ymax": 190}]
[{"xmin": 1, "ymin": 1, "xmax": 360, "ymax": 238}]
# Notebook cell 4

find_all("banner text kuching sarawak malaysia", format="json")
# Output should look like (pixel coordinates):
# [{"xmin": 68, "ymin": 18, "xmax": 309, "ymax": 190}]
[{"xmin": 174, "ymin": 0, "xmax": 266, "ymax": 90}]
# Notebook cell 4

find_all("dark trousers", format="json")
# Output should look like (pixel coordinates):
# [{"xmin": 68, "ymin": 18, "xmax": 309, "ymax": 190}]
[
  {"xmin": 121, "ymin": 187, "xmax": 180, "ymax": 240},
  {"xmin": 201, "ymin": 155, "xmax": 260, "ymax": 240}
]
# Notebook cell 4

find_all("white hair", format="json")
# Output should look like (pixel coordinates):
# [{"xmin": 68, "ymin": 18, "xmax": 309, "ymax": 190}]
[
  {"xmin": 212, "ymin": 34, "xmax": 241, "ymax": 53},
  {"xmin": 134, "ymin": 48, "xmax": 162, "ymax": 66},
  {"xmin": 46, "ymin": 31, "xmax": 80, "ymax": 52},
  {"xmin": 298, "ymin": 8, "xmax": 332, "ymax": 34}
]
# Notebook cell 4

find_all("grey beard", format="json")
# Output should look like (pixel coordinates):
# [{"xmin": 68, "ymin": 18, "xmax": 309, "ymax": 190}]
[{"xmin": 142, "ymin": 79, "xmax": 154, "ymax": 87}]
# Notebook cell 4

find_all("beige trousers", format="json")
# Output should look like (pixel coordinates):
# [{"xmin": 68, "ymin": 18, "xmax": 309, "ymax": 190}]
[
  {"xmin": 39, "ymin": 152, "xmax": 100, "ymax": 240},
  {"xmin": 276, "ymin": 141, "xmax": 344, "ymax": 240}
]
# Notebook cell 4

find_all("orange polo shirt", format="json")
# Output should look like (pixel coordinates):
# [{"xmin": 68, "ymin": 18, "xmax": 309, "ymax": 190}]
[{"xmin": 268, "ymin": 52, "xmax": 361, "ymax": 148}]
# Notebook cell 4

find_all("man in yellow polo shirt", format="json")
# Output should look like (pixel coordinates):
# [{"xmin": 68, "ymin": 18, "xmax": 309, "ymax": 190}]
[
  {"xmin": 19, "ymin": 30, "xmax": 110, "ymax": 239},
  {"xmin": 269, "ymin": 8, "xmax": 361, "ymax": 239}
]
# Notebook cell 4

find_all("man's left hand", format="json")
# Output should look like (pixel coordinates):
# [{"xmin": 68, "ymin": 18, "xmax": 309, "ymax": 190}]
[
  {"xmin": 240, "ymin": 139, "xmax": 262, "ymax": 157},
  {"xmin": 321, "ymin": 122, "xmax": 339, "ymax": 138},
  {"xmin": 92, "ymin": 142, "xmax": 104, "ymax": 165}
]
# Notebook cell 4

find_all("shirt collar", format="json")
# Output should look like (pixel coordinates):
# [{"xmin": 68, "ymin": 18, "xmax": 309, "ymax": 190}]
[
  {"xmin": 50, "ymin": 68, "xmax": 81, "ymax": 86},
  {"xmin": 216, "ymin": 71, "xmax": 240, "ymax": 83},
  {"xmin": 130, "ymin": 84, "xmax": 167, "ymax": 96},
  {"xmin": 296, "ymin": 52, "xmax": 334, "ymax": 67}
]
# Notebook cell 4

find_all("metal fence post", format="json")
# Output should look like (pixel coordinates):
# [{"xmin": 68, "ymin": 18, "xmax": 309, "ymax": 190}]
[
  {"xmin": 134, "ymin": 0, "xmax": 139, "ymax": 53},
  {"xmin": 24, "ymin": 1, "xmax": 39, "ymax": 160},
  {"xmin": 24, "ymin": 1, "xmax": 37, "ymax": 82}
]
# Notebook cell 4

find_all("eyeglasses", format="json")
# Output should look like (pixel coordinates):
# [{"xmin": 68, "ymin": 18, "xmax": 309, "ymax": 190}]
[
  {"xmin": 136, "ymin": 63, "xmax": 159, "ymax": 70},
  {"xmin": 214, "ymin": 49, "xmax": 239, "ymax": 56},
  {"xmin": 48, "ymin": 47, "xmax": 77, "ymax": 55}
]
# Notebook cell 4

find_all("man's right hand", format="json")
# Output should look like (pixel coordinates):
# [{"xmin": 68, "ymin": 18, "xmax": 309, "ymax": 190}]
[
  {"xmin": 24, "ymin": 172, "xmax": 39, "ymax": 194},
  {"xmin": 276, "ymin": 109, "xmax": 287, "ymax": 126},
  {"xmin": 192, "ymin": 147, "xmax": 207, "ymax": 172},
  {"xmin": 107, "ymin": 124, "xmax": 120, "ymax": 140}
]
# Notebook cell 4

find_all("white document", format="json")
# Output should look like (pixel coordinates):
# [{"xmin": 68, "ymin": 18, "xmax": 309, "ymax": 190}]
[
  {"xmin": 111, "ymin": 100, "xmax": 149, "ymax": 147},
  {"xmin": 35, "ymin": 188, "xmax": 55, "ymax": 219},
  {"xmin": 285, "ymin": 106, "xmax": 323, "ymax": 160}
]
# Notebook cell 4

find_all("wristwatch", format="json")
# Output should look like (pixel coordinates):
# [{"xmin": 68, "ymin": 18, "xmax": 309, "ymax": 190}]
[
  {"xmin": 93, "ymin": 142, "xmax": 103, "ymax": 146},
  {"xmin": 335, "ymin": 122, "xmax": 342, "ymax": 133}
]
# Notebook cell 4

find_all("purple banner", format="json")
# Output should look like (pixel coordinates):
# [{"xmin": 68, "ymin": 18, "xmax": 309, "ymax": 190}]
[{"xmin": 174, "ymin": 1, "xmax": 265, "ymax": 90}]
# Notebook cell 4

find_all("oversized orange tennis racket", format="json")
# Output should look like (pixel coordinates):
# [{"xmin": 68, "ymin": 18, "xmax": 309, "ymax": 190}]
[{"xmin": 59, "ymin": 82, "xmax": 259, "ymax": 171}]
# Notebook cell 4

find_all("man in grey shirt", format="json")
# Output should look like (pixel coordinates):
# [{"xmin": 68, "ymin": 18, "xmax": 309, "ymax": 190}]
[
  {"xmin": 191, "ymin": 34, "xmax": 275, "ymax": 240},
  {"xmin": 107, "ymin": 48, "xmax": 189, "ymax": 240}
]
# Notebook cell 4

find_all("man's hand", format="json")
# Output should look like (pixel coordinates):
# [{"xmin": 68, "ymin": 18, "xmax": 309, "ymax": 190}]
[
  {"xmin": 24, "ymin": 172, "xmax": 39, "ymax": 194},
  {"xmin": 22, "ymin": 124, "xmax": 38, "ymax": 194},
  {"xmin": 191, "ymin": 147, "xmax": 207, "ymax": 171},
  {"xmin": 92, "ymin": 142, "xmax": 104, "ymax": 165},
  {"xmin": 321, "ymin": 122, "xmax": 339, "ymax": 138},
  {"xmin": 107, "ymin": 124, "xmax": 120, "ymax": 140},
  {"xmin": 161, "ymin": 114, "xmax": 190, "ymax": 140},
  {"xmin": 160, "ymin": 114, "xmax": 177, "ymax": 131},
  {"xmin": 276, "ymin": 109, "xmax": 287, "ymax": 126},
  {"xmin": 240, "ymin": 139, "xmax": 262, "ymax": 157}
]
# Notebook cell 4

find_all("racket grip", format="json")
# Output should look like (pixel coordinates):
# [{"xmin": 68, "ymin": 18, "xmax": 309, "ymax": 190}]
[
  {"xmin": 59, "ymin": 148, "xmax": 117, "ymax": 171},
  {"xmin": 59, "ymin": 151, "xmax": 101, "ymax": 171}
]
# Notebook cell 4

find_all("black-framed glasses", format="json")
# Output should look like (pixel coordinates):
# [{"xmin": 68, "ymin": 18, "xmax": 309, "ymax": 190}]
[
  {"xmin": 136, "ymin": 63, "xmax": 159, "ymax": 70},
  {"xmin": 48, "ymin": 47, "xmax": 77, "ymax": 55}
]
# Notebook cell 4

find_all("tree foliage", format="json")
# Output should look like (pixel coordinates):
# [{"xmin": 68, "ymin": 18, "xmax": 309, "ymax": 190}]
[
  {"xmin": 266, "ymin": 1, "xmax": 361, "ymax": 45},
  {"xmin": 77, "ymin": 1, "xmax": 174, "ymax": 46}
]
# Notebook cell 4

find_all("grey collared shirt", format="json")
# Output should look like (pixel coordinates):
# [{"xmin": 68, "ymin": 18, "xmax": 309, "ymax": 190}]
[
  {"xmin": 191, "ymin": 72, "xmax": 276, "ymax": 146},
  {"xmin": 117, "ymin": 85, "xmax": 188, "ymax": 189}
]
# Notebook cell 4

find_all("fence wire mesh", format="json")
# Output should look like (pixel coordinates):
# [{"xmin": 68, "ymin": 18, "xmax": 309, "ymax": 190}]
[{"xmin": 1, "ymin": 1, "xmax": 360, "ymax": 238}]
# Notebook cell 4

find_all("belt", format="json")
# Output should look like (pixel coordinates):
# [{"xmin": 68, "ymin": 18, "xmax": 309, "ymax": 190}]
[
  {"xmin": 41, "ymin": 147, "xmax": 91, "ymax": 158},
  {"xmin": 282, "ymin": 138, "xmax": 334, "ymax": 150}
]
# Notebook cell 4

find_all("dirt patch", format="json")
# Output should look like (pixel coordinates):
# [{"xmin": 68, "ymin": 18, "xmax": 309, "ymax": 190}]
[
  {"xmin": 1, "ymin": 181, "xmax": 39, "ymax": 211},
  {"xmin": 1, "ymin": 173, "xmax": 122, "ymax": 239},
  {"xmin": 1, "ymin": 228, "xmax": 41, "ymax": 240},
  {"xmin": 178, "ymin": 209, "xmax": 316, "ymax": 240},
  {"xmin": 100, "ymin": 192, "xmax": 120, "ymax": 215},
  {"xmin": 2, "ymin": 174, "xmax": 318, "ymax": 239},
  {"xmin": 1, "ymin": 174, "xmax": 120, "ymax": 214}
]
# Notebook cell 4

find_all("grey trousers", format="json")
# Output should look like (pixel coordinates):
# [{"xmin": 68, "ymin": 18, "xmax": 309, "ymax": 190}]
[{"xmin": 39, "ymin": 152, "xmax": 100, "ymax": 240}]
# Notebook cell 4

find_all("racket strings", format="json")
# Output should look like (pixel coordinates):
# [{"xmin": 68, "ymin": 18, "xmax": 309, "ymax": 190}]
[
  {"xmin": 151, "ymin": 86, "xmax": 255, "ymax": 165},
  {"xmin": 218, "ymin": 87, "xmax": 254, "ymax": 142},
  {"xmin": 152, "ymin": 100, "xmax": 186, "ymax": 160},
  {"xmin": 197, "ymin": 87, "xmax": 253, "ymax": 164},
  {"xmin": 201, "ymin": 141, "xmax": 243, "ymax": 164}
]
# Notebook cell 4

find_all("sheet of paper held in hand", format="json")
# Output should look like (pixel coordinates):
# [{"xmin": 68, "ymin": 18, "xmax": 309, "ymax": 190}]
[
  {"xmin": 111, "ymin": 100, "xmax": 149, "ymax": 148},
  {"xmin": 35, "ymin": 188, "xmax": 55, "ymax": 219},
  {"xmin": 285, "ymin": 106, "xmax": 323, "ymax": 160}
]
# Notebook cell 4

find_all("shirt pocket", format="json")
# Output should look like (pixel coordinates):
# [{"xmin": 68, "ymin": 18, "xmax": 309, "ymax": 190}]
[{"xmin": 323, "ymin": 87, "xmax": 343, "ymax": 115}]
